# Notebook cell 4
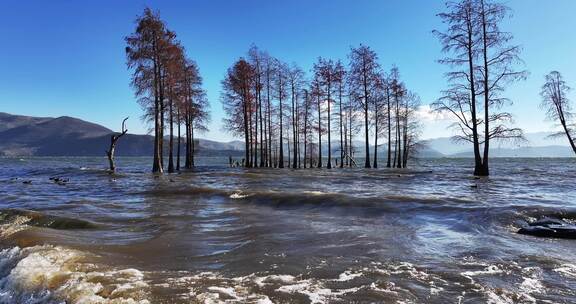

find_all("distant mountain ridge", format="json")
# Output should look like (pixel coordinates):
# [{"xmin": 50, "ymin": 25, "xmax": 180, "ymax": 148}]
[
  {"xmin": 0, "ymin": 112, "xmax": 572, "ymax": 158},
  {"xmin": 422, "ymin": 132, "xmax": 573, "ymax": 157},
  {"xmin": 0, "ymin": 112, "xmax": 243, "ymax": 157}
]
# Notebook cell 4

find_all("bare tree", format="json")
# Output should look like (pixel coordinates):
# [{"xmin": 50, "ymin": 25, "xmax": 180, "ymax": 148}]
[
  {"xmin": 384, "ymin": 72, "xmax": 393, "ymax": 168},
  {"xmin": 390, "ymin": 67, "xmax": 406, "ymax": 168},
  {"xmin": 311, "ymin": 77, "xmax": 324, "ymax": 168},
  {"xmin": 182, "ymin": 60, "xmax": 209, "ymax": 169},
  {"xmin": 540, "ymin": 71, "xmax": 576, "ymax": 155},
  {"xmin": 402, "ymin": 93, "xmax": 423, "ymax": 167},
  {"xmin": 433, "ymin": 0, "xmax": 482, "ymax": 175},
  {"xmin": 249, "ymin": 46, "xmax": 266, "ymax": 167},
  {"xmin": 348, "ymin": 45, "xmax": 381, "ymax": 168},
  {"xmin": 288, "ymin": 64, "xmax": 305, "ymax": 169},
  {"xmin": 275, "ymin": 60, "xmax": 289, "ymax": 168},
  {"xmin": 334, "ymin": 60, "xmax": 347, "ymax": 168},
  {"xmin": 314, "ymin": 58, "xmax": 337, "ymax": 168},
  {"xmin": 263, "ymin": 53, "xmax": 276, "ymax": 167},
  {"xmin": 433, "ymin": 0, "xmax": 525, "ymax": 176},
  {"xmin": 301, "ymin": 89, "xmax": 314, "ymax": 168},
  {"xmin": 106, "ymin": 117, "xmax": 128, "ymax": 172},
  {"xmin": 372, "ymin": 72, "xmax": 388, "ymax": 168}
]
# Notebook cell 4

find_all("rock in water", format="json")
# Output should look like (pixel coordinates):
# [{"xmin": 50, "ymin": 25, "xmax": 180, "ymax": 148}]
[{"xmin": 518, "ymin": 218, "xmax": 576, "ymax": 239}]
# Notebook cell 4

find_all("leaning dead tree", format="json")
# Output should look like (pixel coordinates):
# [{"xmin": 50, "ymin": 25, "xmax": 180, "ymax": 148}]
[
  {"xmin": 540, "ymin": 71, "xmax": 576, "ymax": 155},
  {"xmin": 107, "ymin": 117, "xmax": 129, "ymax": 172}
]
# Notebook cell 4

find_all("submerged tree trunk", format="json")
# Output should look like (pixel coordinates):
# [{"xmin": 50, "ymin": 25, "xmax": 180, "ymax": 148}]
[
  {"xmin": 191, "ymin": 121, "xmax": 195, "ymax": 167},
  {"xmin": 168, "ymin": 98, "xmax": 175, "ymax": 173},
  {"xmin": 259, "ymin": 79, "xmax": 265, "ymax": 168},
  {"xmin": 373, "ymin": 111, "xmax": 378, "ymax": 168},
  {"xmin": 278, "ymin": 78, "xmax": 285, "ymax": 168},
  {"xmin": 395, "ymin": 98, "xmax": 402, "ymax": 169},
  {"xmin": 348, "ymin": 101, "xmax": 353, "ymax": 167},
  {"xmin": 177, "ymin": 108, "xmax": 181, "ymax": 171},
  {"xmin": 292, "ymin": 84, "xmax": 298, "ymax": 169},
  {"xmin": 317, "ymin": 89, "xmax": 322, "ymax": 168},
  {"xmin": 152, "ymin": 60, "xmax": 163, "ymax": 173},
  {"xmin": 339, "ymin": 83, "xmax": 344, "ymax": 168},
  {"xmin": 107, "ymin": 118, "xmax": 128, "ymax": 173},
  {"xmin": 267, "ymin": 68, "xmax": 273, "ymax": 167}
]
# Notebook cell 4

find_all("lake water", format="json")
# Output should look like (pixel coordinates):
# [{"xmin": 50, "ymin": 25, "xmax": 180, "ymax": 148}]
[{"xmin": 1, "ymin": 157, "xmax": 575, "ymax": 303}]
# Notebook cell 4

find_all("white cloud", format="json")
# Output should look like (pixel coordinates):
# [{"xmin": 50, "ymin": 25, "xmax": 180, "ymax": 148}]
[{"xmin": 414, "ymin": 105, "xmax": 454, "ymax": 122}]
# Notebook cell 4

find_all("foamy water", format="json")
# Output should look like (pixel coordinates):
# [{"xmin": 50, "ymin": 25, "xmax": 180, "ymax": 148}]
[{"xmin": 0, "ymin": 244, "xmax": 149, "ymax": 304}]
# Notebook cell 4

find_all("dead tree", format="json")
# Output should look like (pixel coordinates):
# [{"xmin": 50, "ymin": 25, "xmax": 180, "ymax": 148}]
[
  {"xmin": 540, "ymin": 71, "xmax": 576, "ymax": 155},
  {"xmin": 107, "ymin": 117, "xmax": 129, "ymax": 172}
]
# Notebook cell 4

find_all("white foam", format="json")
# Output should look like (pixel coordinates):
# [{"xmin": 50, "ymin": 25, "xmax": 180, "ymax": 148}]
[
  {"xmin": 207, "ymin": 286, "xmax": 240, "ymax": 299},
  {"xmin": 0, "ymin": 245, "xmax": 150, "ymax": 304},
  {"xmin": 229, "ymin": 191, "xmax": 250, "ymax": 199},
  {"xmin": 336, "ymin": 270, "xmax": 363, "ymax": 281},
  {"xmin": 154, "ymin": 262, "xmax": 449, "ymax": 303},
  {"xmin": 461, "ymin": 265, "xmax": 504, "ymax": 277},
  {"xmin": 554, "ymin": 263, "xmax": 576, "ymax": 279},
  {"xmin": 302, "ymin": 191, "xmax": 327, "ymax": 195}
]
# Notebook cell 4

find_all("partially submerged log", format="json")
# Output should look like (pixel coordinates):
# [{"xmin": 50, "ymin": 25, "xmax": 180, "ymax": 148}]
[
  {"xmin": 518, "ymin": 218, "xmax": 576, "ymax": 239},
  {"xmin": 106, "ymin": 117, "xmax": 128, "ymax": 172}
]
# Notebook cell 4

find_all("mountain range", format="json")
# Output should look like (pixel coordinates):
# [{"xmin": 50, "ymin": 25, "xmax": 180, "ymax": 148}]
[
  {"xmin": 0, "ymin": 112, "xmax": 572, "ymax": 158},
  {"xmin": 0, "ymin": 112, "xmax": 243, "ymax": 157}
]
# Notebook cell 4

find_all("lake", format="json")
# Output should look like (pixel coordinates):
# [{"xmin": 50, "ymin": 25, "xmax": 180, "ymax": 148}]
[{"xmin": 1, "ymin": 157, "xmax": 575, "ymax": 303}]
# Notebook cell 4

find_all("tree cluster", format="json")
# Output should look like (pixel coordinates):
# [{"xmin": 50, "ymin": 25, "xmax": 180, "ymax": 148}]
[
  {"xmin": 125, "ymin": 8, "xmax": 209, "ymax": 173},
  {"xmin": 221, "ymin": 45, "xmax": 422, "ymax": 169}
]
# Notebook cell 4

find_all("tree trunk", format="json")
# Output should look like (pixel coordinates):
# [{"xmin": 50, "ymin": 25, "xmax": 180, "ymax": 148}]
[
  {"xmin": 152, "ymin": 58, "xmax": 163, "ymax": 173},
  {"xmin": 317, "ymin": 89, "xmax": 322, "ymax": 168},
  {"xmin": 396, "ymin": 99, "xmax": 402, "ymax": 169},
  {"xmin": 363, "ymin": 62, "xmax": 371, "ymax": 168},
  {"xmin": 386, "ymin": 87, "xmax": 392, "ymax": 168},
  {"xmin": 373, "ymin": 111, "xmax": 378, "ymax": 168},
  {"xmin": 278, "ymin": 77, "xmax": 284, "ymax": 168},
  {"xmin": 259, "ymin": 76, "xmax": 265, "ymax": 167},
  {"xmin": 348, "ymin": 101, "xmax": 353, "ymax": 167},
  {"xmin": 480, "ymin": 0, "xmax": 490, "ymax": 176},
  {"xmin": 168, "ymin": 98, "xmax": 174, "ymax": 173},
  {"xmin": 254, "ymin": 91, "xmax": 258, "ymax": 168},
  {"xmin": 339, "ymin": 83, "xmax": 344, "ymax": 168},
  {"xmin": 176, "ymin": 108, "xmax": 181, "ymax": 171},
  {"xmin": 292, "ymin": 83, "xmax": 298, "ymax": 169},
  {"xmin": 243, "ymin": 86, "xmax": 250, "ymax": 168},
  {"xmin": 267, "ymin": 68, "xmax": 273, "ymax": 167},
  {"xmin": 327, "ymin": 80, "xmax": 332, "ymax": 169},
  {"xmin": 191, "ymin": 123, "xmax": 195, "ymax": 167}
]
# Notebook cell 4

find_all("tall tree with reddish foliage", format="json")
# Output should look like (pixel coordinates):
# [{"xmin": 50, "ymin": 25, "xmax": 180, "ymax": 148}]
[
  {"xmin": 222, "ymin": 59, "xmax": 255, "ymax": 167},
  {"xmin": 125, "ymin": 8, "xmax": 171, "ymax": 173}
]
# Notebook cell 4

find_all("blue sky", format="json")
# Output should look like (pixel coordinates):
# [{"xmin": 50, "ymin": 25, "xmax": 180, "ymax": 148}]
[{"xmin": 0, "ymin": 0, "xmax": 575, "ymax": 141}]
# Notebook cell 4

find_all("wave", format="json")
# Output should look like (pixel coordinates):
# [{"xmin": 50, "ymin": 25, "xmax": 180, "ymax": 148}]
[
  {"xmin": 0, "ymin": 209, "xmax": 98, "ymax": 232},
  {"xmin": 0, "ymin": 245, "xmax": 149, "ymax": 304}
]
